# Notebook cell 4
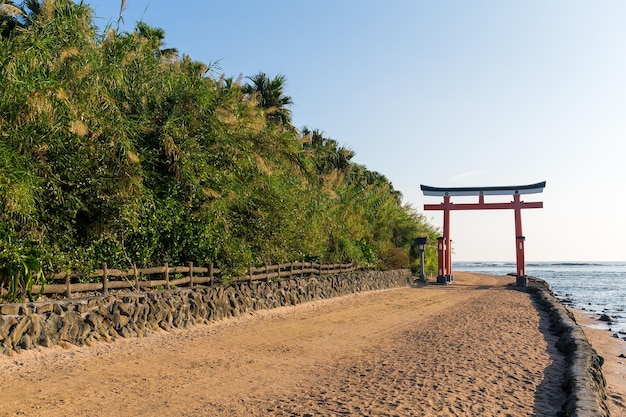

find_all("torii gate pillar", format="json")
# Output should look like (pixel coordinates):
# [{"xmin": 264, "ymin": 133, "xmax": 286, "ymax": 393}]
[
  {"xmin": 421, "ymin": 182, "xmax": 545, "ymax": 287},
  {"xmin": 513, "ymin": 193, "xmax": 526, "ymax": 286}
]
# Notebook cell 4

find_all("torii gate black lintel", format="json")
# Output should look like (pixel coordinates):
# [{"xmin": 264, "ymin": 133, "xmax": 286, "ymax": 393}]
[
  {"xmin": 420, "ymin": 182, "xmax": 546, "ymax": 287},
  {"xmin": 420, "ymin": 181, "xmax": 546, "ymax": 197}
]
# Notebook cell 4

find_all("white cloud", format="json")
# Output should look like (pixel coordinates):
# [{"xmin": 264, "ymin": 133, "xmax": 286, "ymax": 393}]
[{"xmin": 447, "ymin": 169, "xmax": 493, "ymax": 183}]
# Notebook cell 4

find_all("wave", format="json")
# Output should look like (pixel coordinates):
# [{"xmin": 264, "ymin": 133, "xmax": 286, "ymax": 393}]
[{"xmin": 455, "ymin": 262, "xmax": 515, "ymax": 266}]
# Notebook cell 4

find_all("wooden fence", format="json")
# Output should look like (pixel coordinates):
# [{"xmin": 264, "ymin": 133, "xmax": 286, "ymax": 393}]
[{"xmin": 25, "ymin": 261, "xmax": 357, "ymax": 299}]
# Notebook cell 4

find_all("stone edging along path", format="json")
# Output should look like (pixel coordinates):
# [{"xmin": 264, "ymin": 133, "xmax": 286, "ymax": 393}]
[
  {"xmin": 0, "ymin": 270, "xmax": 412, "ymax": 356},
  {"xmin": 527, "ymin": 277, "xmax": 610, "ymax": 417}
]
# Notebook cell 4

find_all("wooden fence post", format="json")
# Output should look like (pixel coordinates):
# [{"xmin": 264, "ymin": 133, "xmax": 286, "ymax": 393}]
[
  {"xmin": 265, "ymin": 262, "xmax": 269, "ymax": 282},
  {"xmin": 164, "ymin": 263, "xmax": 170, "ymax": 290},
  {"xmin": 209, "ymin": 262, "xmax": 214, "ymax": 286},
  {"xmin": 101, "ymin": 262, "xmax": 109, "ymax": 295},
  {"xmin": 133, "ymin": 263, "xmax": 140, "ymax": 292},
  {"xmin": 289, "ymin": 262, "xmax": 293, "ymax": 279},
  {"xmin": 64, "ymin": 273, "xmax": 71, "ymax": 298},
  {"xmin": 188, "ymin": 261, "xmax": 194, "ymax": 287}
]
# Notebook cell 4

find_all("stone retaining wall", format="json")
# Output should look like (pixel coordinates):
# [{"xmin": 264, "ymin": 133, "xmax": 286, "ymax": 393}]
[
  {"xmin": 528, "ymin": 278, "xmax": 610, "ymax": 417},
  {"xmin": 0, "ymin": 270, "xmax": 412, "ymax": 356}
]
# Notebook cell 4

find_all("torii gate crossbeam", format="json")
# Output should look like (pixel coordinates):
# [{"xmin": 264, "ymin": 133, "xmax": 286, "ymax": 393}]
[{"xmin": 421, "ymin": 181, "xmax": 546, "ymax": 286}]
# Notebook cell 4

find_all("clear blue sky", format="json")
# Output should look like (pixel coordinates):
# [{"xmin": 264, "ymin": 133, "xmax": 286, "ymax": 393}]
[{"xmin": 83, "ymin": 0, "xmax": 626, "ymax": 262}]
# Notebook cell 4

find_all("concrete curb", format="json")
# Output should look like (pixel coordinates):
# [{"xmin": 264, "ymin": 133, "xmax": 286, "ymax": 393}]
[{"xmin": 527, "ymin": 278, "xmax": 610, "ymax": 417}]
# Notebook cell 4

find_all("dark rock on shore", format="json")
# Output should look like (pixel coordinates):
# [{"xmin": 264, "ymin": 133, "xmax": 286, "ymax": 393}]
[{"xmin": 599, "ymin": 314, "xmax": 614, "ymax": 323}]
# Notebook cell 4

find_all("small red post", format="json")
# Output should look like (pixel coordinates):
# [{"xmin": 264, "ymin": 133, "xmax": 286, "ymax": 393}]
[
  {"xmin": 516, "ymin": 236, "xmax": 526, "ymax": 283},
  {"xmin": 437, "ymin": 237, "xmax": 446, "ymax": 284},
  {"xmin": 447, "ymin": 239, "xmax": 453, "ymax": 282},
  {"xmin": 513, "ymin": 194, "xmax": 527, "ymax": 286}
]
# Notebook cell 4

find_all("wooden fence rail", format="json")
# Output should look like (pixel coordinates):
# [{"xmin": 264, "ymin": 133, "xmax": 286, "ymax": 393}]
[{"xmin": 23, "ymin": 261, "xmax": 357, "ymax": 299}]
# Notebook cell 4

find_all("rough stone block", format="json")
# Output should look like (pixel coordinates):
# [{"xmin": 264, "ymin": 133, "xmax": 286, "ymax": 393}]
[
  {"xmin": 43, "ymin": 314, "xmax": 63, "ymax": 338},
  {"xmin": 27, "ymin": 314, "xmax": 43, "ymax": 340},
  {"xmin": 85, "ymin": 312, "xmax": 104, "ymax": 328},
  {"xmin": 11, "ymin": 316, "xmax": 30, "ymax": 346},
  {"xmin": 87, "ymin": 297, "xmax": 101, "ymax": 308},
  {"xmin": 0, "ymin": 304, "xmax": 20, "ymax": 315},
  {"xmin": 19, "ymin": 334, "xmax": 33, "ymax": 350},
  {"xmin": 19, "ymin": 305, "xmax": 33, "ymax": 315},
  {"xmin": 53, "ymin": 303, "xmax": 64, "ymax": 315},
  {"xmin": 0, "ymin": 316, "xmax": 18, "ymax": 338},
  {"xmin": 115, "ymin": 302, "xmax": 132, "ymax": 316},
  {"xmin": 39, "ymin": 335, "xmax": 53, "ymax": 348},
  {"xmin": 75, "ymin": 302, "xmax": 89, "ymax": 313},
  {"xmin": 35, "ymin": 303, "xmax": 54, "ymax": 314}
]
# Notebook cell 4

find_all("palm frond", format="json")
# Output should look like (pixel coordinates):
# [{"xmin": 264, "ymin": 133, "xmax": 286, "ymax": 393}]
[{"xmin": 0, "ymin": 3, "xmax": 25, "ymax": 18}]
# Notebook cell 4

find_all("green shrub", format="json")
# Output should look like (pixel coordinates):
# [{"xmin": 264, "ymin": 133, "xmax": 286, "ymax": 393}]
[{"xmin": 377, "ymin": 247, "xmax": 410, "ymax": 271}]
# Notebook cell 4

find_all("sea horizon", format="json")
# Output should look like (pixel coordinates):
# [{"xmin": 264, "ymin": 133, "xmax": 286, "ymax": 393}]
[{"xmin": 454, "ymin": 260, "xmax": 626, "ymax": 264}]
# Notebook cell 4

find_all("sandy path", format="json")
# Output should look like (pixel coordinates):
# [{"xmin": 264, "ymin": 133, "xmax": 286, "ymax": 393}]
[{"xmin": 0, "ymin": 273, "xmax": 566, "ymax": 416}]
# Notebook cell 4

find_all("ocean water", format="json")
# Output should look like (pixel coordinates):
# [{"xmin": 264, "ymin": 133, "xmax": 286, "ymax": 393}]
[{"xmin": 454, "ymin": 261, "xmax": 626, "ymax": 334}]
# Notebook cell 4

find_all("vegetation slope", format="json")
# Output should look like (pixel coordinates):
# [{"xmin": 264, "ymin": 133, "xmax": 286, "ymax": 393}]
[{"xmin": 0, "ymin": 0, "xmax": 439, "ymax": 300}]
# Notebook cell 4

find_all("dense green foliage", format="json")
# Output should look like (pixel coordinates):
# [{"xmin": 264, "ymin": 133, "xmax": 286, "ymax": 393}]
[{"xmin": 0, "ymin": 0, "xmax": 439, "ymax": 300}]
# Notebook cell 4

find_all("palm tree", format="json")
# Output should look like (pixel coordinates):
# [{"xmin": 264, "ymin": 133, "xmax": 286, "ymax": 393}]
[
  {"xmin": 243, "ymin": 72, "xmax": 293, "ymax": 127},
  {"xmin": 0, "ymin": 0, "xmax": 43, "ymax": 37},
  {"xmin": 1, "ymin": 0, "xmax": 91, "ymax": 38},
  {"xmin": 0, "ymin": 1, "xmax": 22, "ymax": 37},
  {"xmin": 135, "ymin": 21, "xmax": 178, "ymax": 62},
  {"xmin": 301, "ymin": 127, "xmax": 354, "ymax": 175}
]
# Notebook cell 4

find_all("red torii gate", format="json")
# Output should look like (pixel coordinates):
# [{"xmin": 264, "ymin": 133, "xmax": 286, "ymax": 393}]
[{"xmin": 420, "ymin": 181, "xmax": 546, "ymax": 287}]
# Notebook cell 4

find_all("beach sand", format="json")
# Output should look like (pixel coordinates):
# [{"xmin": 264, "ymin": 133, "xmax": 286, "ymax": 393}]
[
  {"xmin": 0, "ymin": 273, "xmax": 568, "ymax": 416},
  {"xmin": 571, "ymin": 308, "xmax": 626, "ymax": 416}
]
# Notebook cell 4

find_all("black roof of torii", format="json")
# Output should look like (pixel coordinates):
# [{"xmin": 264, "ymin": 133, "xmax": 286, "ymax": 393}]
[{"xmin": 420, "ymin": 181, "xmax": 546, "ymax": 197}]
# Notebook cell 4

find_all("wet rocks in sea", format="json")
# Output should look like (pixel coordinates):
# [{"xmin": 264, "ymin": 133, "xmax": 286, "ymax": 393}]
[{"xmin": 599, "ymin": 313, "xmax": 614, "ymax": 323}]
